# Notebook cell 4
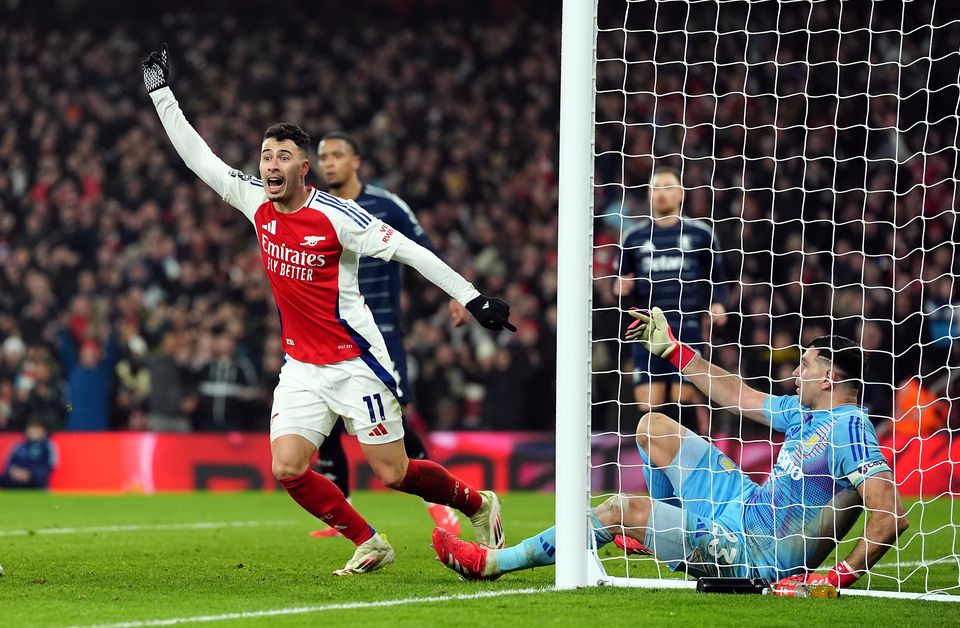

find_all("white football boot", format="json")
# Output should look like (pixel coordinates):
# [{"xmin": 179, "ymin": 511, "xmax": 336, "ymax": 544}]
[
  {"xmin": 333, "ymin": 533, "xmax": 395, "ymax": 575},
  {"xmin": 469, "ymin": 491, "xmax": 504, "ymax": 549}
]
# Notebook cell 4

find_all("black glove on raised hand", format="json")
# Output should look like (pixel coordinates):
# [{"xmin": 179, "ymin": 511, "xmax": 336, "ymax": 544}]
[
  {"xmin": 142, "ymin": 43, "xmax": 171, "ymax": 93},
  {"xmin": 466, "ymin": 295, "xmax": 517, "ymax": 332}
]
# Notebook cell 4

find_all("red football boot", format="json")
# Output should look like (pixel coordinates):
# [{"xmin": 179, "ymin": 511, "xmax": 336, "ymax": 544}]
[
  {"xmin": 432, "ymin": 528, "xmax": 501, "ymax": 581},
  {"xmin": 613, "ymin": 534, "xmax": 652, "ymax": 556}
]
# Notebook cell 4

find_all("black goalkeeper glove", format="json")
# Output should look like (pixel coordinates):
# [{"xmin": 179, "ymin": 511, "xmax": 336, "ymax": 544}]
[
  {"xmin": 466, "ymin": 295, "xmax": 517, "ymax": 332},
  {"xmin": 142, "ymin": 43, "xmax": 171, "ymax": 93}
]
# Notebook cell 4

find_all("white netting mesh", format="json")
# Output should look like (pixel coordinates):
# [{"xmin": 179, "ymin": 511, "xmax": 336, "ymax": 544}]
[{"xmin": 589, "ymin": 0, "xmax": 960, "ymax": 595}]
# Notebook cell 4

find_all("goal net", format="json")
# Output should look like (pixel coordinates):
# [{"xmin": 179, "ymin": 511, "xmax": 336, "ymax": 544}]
[{"xmin": 556, "ymin": 0, "xmax": 960, "ymax": 600}]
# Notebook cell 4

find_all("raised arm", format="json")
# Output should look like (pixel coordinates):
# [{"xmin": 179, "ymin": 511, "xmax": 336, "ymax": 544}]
[
  {"xmin": 626, "ymin": 307, "xmax": 768, "ymax": 424},
  {"xmin": 142, "ymin": 44, "xmax": 264, "ymax": 221}
]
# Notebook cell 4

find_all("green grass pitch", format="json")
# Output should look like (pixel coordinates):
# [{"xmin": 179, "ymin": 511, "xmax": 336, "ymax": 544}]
[{"xmin": 0, "ymin": 491, "xmax": 957, "ymax": 627}]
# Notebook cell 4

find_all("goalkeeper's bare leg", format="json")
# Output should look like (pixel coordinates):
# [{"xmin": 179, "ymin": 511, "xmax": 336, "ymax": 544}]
[
  {"xmin": 432, "ymin": 492, "xmax": 649, "ymax": 580},
  {"xmin": 434, "ymin": 412, "xmax": 691, "ymax": 580}
]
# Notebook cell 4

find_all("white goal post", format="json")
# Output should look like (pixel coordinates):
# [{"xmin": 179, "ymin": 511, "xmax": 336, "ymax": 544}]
[{"xmin": 556, "ymin": 0, "xmax": 960, "ymax": 601}]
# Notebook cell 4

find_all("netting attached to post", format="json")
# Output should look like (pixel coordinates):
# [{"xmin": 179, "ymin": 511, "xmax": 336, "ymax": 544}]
[{"xmin": 579, "ymin": 0, "xmax": 960, "ymax": 599}]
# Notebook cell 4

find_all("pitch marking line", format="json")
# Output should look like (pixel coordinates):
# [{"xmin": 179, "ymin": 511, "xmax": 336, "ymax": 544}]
[
  {"xmin": 0, "ymin": 520, "xmax": 296, "ymax": 537},
  {"xmin": 873, "ymin": 558, "xmax": 960, "ymax": 570},
  {"xmin": 75, "ymin": 587, "xmax": 549, "ymax": 628}
]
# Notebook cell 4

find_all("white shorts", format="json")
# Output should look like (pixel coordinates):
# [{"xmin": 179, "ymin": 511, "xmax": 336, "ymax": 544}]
[{"xmin": 269, "ymin": 355, "xmax": 405, "ymax": 447}]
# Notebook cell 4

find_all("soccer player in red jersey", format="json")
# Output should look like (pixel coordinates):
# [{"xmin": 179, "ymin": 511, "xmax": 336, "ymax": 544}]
[{"xmin": 142, "ymin": 45, "xmax": 512, "ymax": 574}]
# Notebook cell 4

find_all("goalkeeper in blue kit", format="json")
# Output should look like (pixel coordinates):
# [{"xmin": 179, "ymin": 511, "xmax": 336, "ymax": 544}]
[{"xmin": 432, "ymin": 308, "xmax": 908, "ymax": 590}]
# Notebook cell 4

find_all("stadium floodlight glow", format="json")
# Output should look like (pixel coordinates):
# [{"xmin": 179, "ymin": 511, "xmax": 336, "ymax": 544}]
[{"xmin": 557, "ymin": 0, "xmax": 960, "ymax": 600}]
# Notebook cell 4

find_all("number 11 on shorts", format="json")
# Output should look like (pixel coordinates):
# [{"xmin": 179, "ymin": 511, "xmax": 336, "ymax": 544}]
[{"xmin": 363, "ymin": 393, "xmax": 386, "ymax": 423}]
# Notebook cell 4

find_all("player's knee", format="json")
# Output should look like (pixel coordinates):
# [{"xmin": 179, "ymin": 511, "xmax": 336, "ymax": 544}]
[
  {"xmin": 272, "ymin": 458, "xmax": 309, "ymax": 481},
  {"xmin": 596, "ymin": 493, "xmax": 651, "ymax": 528},
  {"xmin": 372, "ymin": 461, "xmax": 407, "ymax": 489},
  {"xmin": 636, "ymin": 412, "xmax": 667, "ymax": 450},
  {"xmin": 595, "ymin": 494, "xmax": 627, "ymax": 526},
  {"xmin": 623, "ymin": 494, "xmax": 652, "ymax": 521}
]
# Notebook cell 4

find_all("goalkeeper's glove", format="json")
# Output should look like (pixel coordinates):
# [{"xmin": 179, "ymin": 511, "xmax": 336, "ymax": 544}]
[
  {"xmin": 142, "ymin": 43, "xmax": 172, "ymax": 93},
  {"xmin": 466, "ymin": 295, "xmax": 516, "ymax": 332},
  {"xmin": 624, "ymin": 306, "xmax": 696, "ymax": 371},
  {"xmin": 774, "ymin": 561, "xmax": 860, "ymax": 590}
]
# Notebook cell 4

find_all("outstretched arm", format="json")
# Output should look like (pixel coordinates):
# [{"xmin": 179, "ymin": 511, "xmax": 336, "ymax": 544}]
[
  {"xmin": 330, "ymin": 197, "xmax": 515, "ymax": 333},
  {"xmin": 626, "ymin": 307, "xmax": 768, "ymax": 424},
  {"xmin": 392, "ymin": 238, "xmax": 515, "ymax": 332},
  {"xmin": 143, "ymin": 44, "xmax": 264, "ymax": 221},
  {"xmin": 679, "ymin": 354, "xmax": 769, "ymax": 425}
]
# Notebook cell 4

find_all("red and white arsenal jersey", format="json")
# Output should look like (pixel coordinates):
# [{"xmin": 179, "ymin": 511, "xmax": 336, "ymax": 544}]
[
  {"xmin": 150, "ymin": 87, "xmax": 434, "ymax": 366},
  {"xmin": 253, "ymin": 189, "xmax": 402, "ymax": 364}
]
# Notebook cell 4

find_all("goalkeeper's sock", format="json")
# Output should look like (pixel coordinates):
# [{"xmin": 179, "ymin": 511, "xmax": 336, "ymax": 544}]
[
  {"xmin": 637, "ymin": 445, "xmax": 680, "ymax": 508},
  {"xmin": 280, "ymin": 469, "xmax": 374, "ymax": 546},
  {"xmin": 495, "ymin": 514, "xmax": 614, "ymax": 573},
  {"xmin": 395, "ymin": 459, "xmax": 482, "ymax": 516}
]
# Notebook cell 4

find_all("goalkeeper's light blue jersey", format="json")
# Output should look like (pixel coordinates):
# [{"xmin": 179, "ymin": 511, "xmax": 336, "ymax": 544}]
[{"xmin": 742, "ymin": 395, "xmax": 891, "ymax": 573}]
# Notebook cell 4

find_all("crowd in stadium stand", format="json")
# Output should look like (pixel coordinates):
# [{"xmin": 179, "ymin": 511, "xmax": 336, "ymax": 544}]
[
  {"xmin": 590, "ymin": 1, "xmax": 959, "ymax": 434},
  {"xmin": 0, "ymin": 1, "xmax": 561, "ymax": 434},
  {"xmin": 0, "ymin": 0, "xmax": 956, "ymax": 436}
]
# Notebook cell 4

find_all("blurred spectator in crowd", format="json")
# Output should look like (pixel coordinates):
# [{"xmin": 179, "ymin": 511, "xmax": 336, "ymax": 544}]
[
  {"xmin": 113, "ymin": 322, "xmax": 150, "ymax": 430},
  {"xmin": 923, "ymin": 276, "xmax": 959, "ymax": 367},
  {"xmin": 894, "ymin": 374, "xmax": 949, "ymax": 442},
  {"xmin": 0, "ymin": 419, "xmax": 57, "ymax": 489},
  {"xmin": 56, "ymin": 326, "xmax": 116, "ymax": 431},
  {"xmin": 145, "ymin": 331, "xmax": 193, "ymax": 432},
  {"xmin": 478, "ymin": 345, "xmax": 531, "ymax": 430},
  {"xmin": 194, "ymin": 330, "xmax": 258, "ymax": 432},
  {"xmin": 12, "ymin": 347, "xmax": 65, "ymax": 432}
]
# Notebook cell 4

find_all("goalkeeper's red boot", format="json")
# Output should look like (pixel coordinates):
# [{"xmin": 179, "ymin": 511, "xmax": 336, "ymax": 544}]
[
  {"xmin": 613, "ymin": 534, "xmax": 652, "ymax": 556},
  {"xmin": 432, "ymin": 528, "xmax": 501, "ymax": 581},
  {"xmin": 427, "ymin": 503, "xmax": 462, "ymax": 536}
]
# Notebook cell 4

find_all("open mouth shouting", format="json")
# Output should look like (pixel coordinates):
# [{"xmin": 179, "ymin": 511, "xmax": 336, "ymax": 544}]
[{"xmin": 266, "ymin": 175, "xmax": 284, "ymax": 196}]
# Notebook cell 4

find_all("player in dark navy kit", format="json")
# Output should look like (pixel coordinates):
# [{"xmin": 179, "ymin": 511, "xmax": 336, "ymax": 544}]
[
  {"xmin": 616, "ymin": 167, "xmax": 730, "ymax": 431},
  {"xmin": 613, "ymin": 166, "xmax": 730, "ymax": 555},
  {"xmin": 311, "ymin": 131, "xmax": 466, "ymax": 537}
]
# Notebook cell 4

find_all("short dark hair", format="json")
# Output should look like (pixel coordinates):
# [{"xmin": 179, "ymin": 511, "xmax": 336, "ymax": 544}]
[
  {"xmin": 263, "ymin": 123, "xmax": 311, "ymax": 156},
  {"xmin": 652, "ymin": 166, "xmax": 681, "ymax": 182},
  {"xmin": 808, "ymin": 335, "xmax": 865, "ymax": 392},
  {"xmin": 320, "ymin": 131, "xmax": 360, "ymax": 156}
]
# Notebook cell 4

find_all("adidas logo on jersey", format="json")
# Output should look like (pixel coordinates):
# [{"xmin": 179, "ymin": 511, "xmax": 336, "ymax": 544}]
[
  {"xmin": 262, "ymin": 220, "xmax": 277, "ymax": 234},
  {"xmin": 368, "ymin": 424, "xmax": 389, "ymax": 438}
]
